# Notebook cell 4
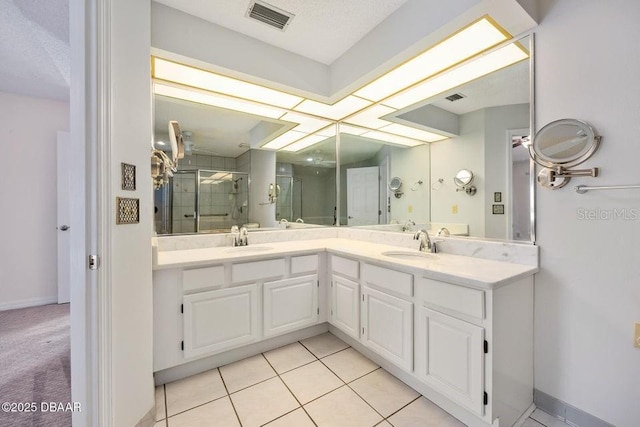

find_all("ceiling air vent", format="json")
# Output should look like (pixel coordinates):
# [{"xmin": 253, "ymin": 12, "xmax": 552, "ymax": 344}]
[
  {"xmin": 445, "ymin": 93, "xmax": 466, "ymax": 102},
  {"xmin": 246, "ymin": 1, "xmax": 294, "ymax": 31}
]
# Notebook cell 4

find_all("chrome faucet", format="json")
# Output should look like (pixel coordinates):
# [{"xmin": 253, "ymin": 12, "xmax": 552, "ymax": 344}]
[
  {"xmin": 437, "ymin": 227, "xmax": 450, "ymax": 237},
  {"xmin": 413, "ymin": 229, "xmax": 432, "ymax": 252},
  {"xmin": 402, "ymin": 219, "xmax": 415, "ymax": 232},
  {"xmin": 238, "ymin": 226, "xmax": 249, "ymax": 246},
  {"xmin": 279, "ymin": 218, "xmax": 289, "ymax": 228},
  {"xmin": 295, "ymin": 218, "xmax": 304, "ymax": 223},
  {"xmin": 230, "ymin": 225, "xmax": 240, "ymax": 246}
]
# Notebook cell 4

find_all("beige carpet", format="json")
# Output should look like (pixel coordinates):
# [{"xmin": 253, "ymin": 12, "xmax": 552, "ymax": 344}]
[{"xmin": 0, "ymin": 303, "xmax": 71, "ymax": 427}]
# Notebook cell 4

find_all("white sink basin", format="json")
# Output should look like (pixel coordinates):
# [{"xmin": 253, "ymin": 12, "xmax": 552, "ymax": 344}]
[
  {"xmin": 225, "ymin": 246, "xmax": 274, "ymax": 253},
  {"xmin": 381, "ymin": 250, "xmax": 438, "ymax": 261}
]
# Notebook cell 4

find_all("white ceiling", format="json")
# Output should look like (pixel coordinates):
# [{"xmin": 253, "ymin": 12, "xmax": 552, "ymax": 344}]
[
  {"xmin": 153, "ymin": 0, "xmax": 409, "ymax": 65},
  {"xmin": 0, "ymin": 0, "xmax": 70, "ymax": 101}
]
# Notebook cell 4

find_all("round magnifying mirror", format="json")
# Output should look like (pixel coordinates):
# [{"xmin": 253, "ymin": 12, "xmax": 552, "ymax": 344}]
[
  {"xmin": 453, "ymin": 169, "xmax": 474, "ymax": 188},
  {"xmin": 389, "ymin": 177, "xmax": 402, "ymax": 191},
  {"xmin": 531, "ymin": 119, "xmax": 600, "ymax": 168}
]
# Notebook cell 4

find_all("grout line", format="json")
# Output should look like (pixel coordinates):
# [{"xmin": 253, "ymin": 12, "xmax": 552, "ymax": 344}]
[
  {"xmin": 383, "ymin": 395, "xmax": 421, "ymax": 420},
  {"xmin": 260, "ymin": 353, "xmax": 317, "ymax": 427},
  {"xmin": 163, "ymin": 384, "xmax": 169, "ymax": 427},
  {"xmin": 164, "ymin": 393, "xmax": 231, "ymax": 420},
  {"xmin": 217, "ymin": 368, "xmax": 243, "ymax": 427},
  {"xmin": 346, "ymin": 366, "xmax": 382, "ymax": 384}
]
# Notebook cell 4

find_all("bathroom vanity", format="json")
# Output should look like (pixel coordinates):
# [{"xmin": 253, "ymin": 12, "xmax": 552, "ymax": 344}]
[{"xmin": 152, "ymin": 233, "xmax": 537, "ymax": 427}]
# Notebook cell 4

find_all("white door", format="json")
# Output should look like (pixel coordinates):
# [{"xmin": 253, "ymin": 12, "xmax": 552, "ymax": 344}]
[
  {"xmin": 330, "ymin": 275, "xmax": 360, "ymax": 339},
  {"xmin": 378, "ymin": 157, "xmax": 389, "ymax": 224},
  {"xmin": 56, "ymin": 131, "xmax": 72, "ymax": 303},
  {"xmin": 362, "ymin": 287, "xmax": 413, "ymax": 371},
  {"xmin": 264, "ymin": 275, "xmax": 318, "ymax": 337},
  {"xmin": 347, "ymin": 166, "xmax": 379, "ymax": 225},
  {"xmin": 183, "ymin": 284, "xmax": 259, "ymax": 358},
  {"xmin": 416, "ymin": 307, "xmax": 485, "ymax": 416}
]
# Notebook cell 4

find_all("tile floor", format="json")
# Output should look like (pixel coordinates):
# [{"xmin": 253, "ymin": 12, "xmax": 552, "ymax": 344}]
[{"xmin": 153, "ymin": 332, "xmax": 569, "ymax": 427}]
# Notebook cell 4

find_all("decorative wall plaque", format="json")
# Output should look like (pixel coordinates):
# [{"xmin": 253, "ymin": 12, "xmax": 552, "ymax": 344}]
[
  {"xmin": 121, "ymin": 163, "xmax": 136, "ymax": 191},
  {"xmin": 492, "ymin": 204, "xmax": 505, "ymax": 215},
  {"xmin": 116, "ymin": 197, "xmax": 140, "ymax": 224}
]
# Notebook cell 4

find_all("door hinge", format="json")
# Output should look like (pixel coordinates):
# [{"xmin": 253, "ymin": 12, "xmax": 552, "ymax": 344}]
[
  {"xmin": 362, "ymin": 327, "xmax": 365, "ymax": 334},
  {"xmin": 317, "ymin": 307, "xmax": 320, "ymax": 315},
  {"xmin": 483, "ymin": 391, "xmax": 488, "ymax": 405},
  {"xmin": 181, "ymin": 304, "xmax": 184, "ymax": 314},
  {"xmin": 378, "ymin": 210, "xmax": 382, "ymax": 215},
  {"xmin": 317, "ymin": 280, "xmax": 320, "ymax": 287},
  {"xmin": 330, "ymin": 309, "xmax": 333, "ymax": 315},
  {"xmin": 180, "ymin": 341, "xmax": 184, "ymax": 351},
  {"xmin": 362, "ymin": 295, "xmax": 364, "ymax": 302},
  {"xmin": 88, "ymin": 254, "xmax": 100, "ymax": 270},
  {"xmin": 484, "ymin": 340, "xmax": 488, "ymax": 354}
]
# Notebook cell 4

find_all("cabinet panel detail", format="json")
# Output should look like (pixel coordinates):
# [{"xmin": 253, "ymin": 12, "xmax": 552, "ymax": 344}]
[
  {"xmin": 330, "ymin": 275, "xmax": 360, "ymax": 339},
  {"xmin": 264, "ymin": 275, "xmax": 318, "ymax": 337},
  {"xmin": 183, "ymin": 284, "xmax": 259, "ymax": 358},
  {"xmin": 416, "ymin": 307, "xmax": 485, "ymax": 416},
  {"xmin": 362, "ymin": 287, "xmax": 413, "ymax": 371}
]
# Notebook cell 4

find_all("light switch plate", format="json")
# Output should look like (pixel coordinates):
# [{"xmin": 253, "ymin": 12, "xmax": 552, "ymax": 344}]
[{"xmin": 634, "ymin": 321, "xmax": 640, "ymax": 349}]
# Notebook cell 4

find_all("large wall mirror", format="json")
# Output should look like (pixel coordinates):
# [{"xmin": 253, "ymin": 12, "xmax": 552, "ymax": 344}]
[
  {"xmin": 338, "ymin": 35, "xmax": 534, "ymax": 241},
  {"xmin": 153, "ymin": 34, "xmax": 534, "ymax": 242}
]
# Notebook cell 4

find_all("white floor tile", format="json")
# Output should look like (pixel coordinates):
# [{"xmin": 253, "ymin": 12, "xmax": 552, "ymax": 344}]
[
  {"xmin": 280, "ymin": 360, "xmax": 343, "ymax": 404},
  {"xmin": 153, "ymin": 422, "xmax": 165, "ymax": 427},
  {"xmin": 522, "ymin": 418, "xmax": 546, "ymax": 427},
  {"xmin": 350, "ymin": 369, "xmax": 420, "ymax": 417},
  {"xmin": 304, "ymin": 385, "xmax": 383, "ymax": 426},
  {"xmin": 230, "ymin": 377, "xmax": 299, "ymax": 427},
  {"xmin": 321, "ymin": 347, "xmax": 379, "ymax": 382},
  {"xmin": 264, "ymin": 342, "xmax": 316, "ymax": 374},
  {"xmin": 305, "ymin": 386, "xmax": 382, "ymax": 427},
  {"xmin": 264, "ymin": 408, "xmax": 315, "ymax": 426},
  {"xmin": 219, "ymin": 354, "xmax": 276, "ymax": 393},
  {"xmin": 165, "ymin": 369, "xmax": 227, "ymax": 417},
  {"xmin": 531, "ymin": 409, "xmax": 567, "ymax": 427},
  {"xmin": 376, "ymin": 421, "xmax": 393, "ymax": 427},
  {"xmin": 167, "ymin": 396, "xmax": 239, "ymax": 427},
  {"xmin": 155, "ymin": 386, "xmax": 166, "ymax": 421},
  {"xmin": 387, "ymin": 396, "xmax": 464, "ymax": 427},
  {"xmin": 300, "ymin": 332, "xmax": 349, "ymax": 358}
]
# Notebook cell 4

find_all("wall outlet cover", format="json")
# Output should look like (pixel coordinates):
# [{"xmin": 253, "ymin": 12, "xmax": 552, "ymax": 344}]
[
  {"xmin": 116, "ymin": 197, "xmax": 140, "ymax": 224},
  {"xmin": 634, "ymin": 321, "xmax": 640, "ymax": 349}
]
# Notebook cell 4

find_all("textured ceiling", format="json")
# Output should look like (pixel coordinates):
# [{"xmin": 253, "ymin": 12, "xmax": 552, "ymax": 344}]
[
  {"xmin": 0, "ymin": 0, "xmax": 70, "ymax": 101},
  {"xmin": 153, "ymin": 0, "xmax": 409, "ymax": 65}
]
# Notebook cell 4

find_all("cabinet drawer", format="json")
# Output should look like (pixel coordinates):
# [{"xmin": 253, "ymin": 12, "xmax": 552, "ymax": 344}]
[
  {"xmin": 232, "ymin": 259, "xmax": 286, "ymax": 283},
  {"xmin": 182, "ymin": 265, "xmax": 225, "ymax": 292},
  {"xmin": 362, "ymin": 264, "xmax": 413, "ymax": 297},
  {"xmin": 291, "ymin": 254, "xmax": 318, "ymax": 274},
  {"xmin": 331, "ymin": 255, "xmax": 359, "ymax": 279},
  {"xmin": 416, "ymin": 277, "xmax": 485, "ymax": 319}
]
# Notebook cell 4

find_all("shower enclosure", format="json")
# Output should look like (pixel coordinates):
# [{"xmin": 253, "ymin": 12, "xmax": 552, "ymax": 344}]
[
  {"xmin": 154, "ymin": 169, "xmax": 250, "ymax": 234},
  {"xmin": 275, "ymin": 175, "xmax": 302, "ymax": 222}
]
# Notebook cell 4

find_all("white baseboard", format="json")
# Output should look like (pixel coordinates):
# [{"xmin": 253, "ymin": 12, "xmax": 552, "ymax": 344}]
[{"xmin": 0, "ymin": 296, "xmax": 59, "ymax": 312}]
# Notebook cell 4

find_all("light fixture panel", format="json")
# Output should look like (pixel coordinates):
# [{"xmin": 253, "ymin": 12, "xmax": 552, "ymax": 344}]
[
  {"xmin": 279, "ymin": 112, "xmax": 333, "ymax": 133},
  {"xmin": 280, "ymin": 134, "xmax": 327, "ymax": 152},
  {"xmin": 380, "ymin": 123, "xmax": 448, "ymax": 142},
  {"xmin": 344, "ymin": 104, "xmax": 397, "ymax": 129},
  {"xmin": 261, "ymin": 130, "xmax": 307, "ymax": 150},
  {"xmin": 294, "ymin": 96, "xmax": 372, "ymax": 120}
]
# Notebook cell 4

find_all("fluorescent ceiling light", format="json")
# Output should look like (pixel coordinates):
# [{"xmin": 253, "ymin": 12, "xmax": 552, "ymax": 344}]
[
  {"xmin": 338, "ymin": 124, "xmax": 369, "ymax": 136},
  {"xmin": 361, "ymin": 130, "xmax": 424, "ymax": 147},
  {"xmin": 316, "ymin": 125, "xmax": 337, "ymax": 137},
  {"xmin": 344, "ymin": 104, "xmax": 397, "ymax": 129},
  {"xmin": 281, "ymin": 134, "xmax": 328, "ymax": 152},
  {"xmin": 294, "ymin": 96, "xmax": 372, "ymax": 120},
  {"xmin": 383, "ymin": 43, "xmax": 528, "ymax": 109},
  {"xmin": 154, "ymin": 83, "xmax": 285, "ymax": 119},
  {"xmin": 153, "ymin": 58, "xmax": 303, "ymax": 109},
  {"xmin": 279, "ymin": 112, "xmax": 332, "ymax": 133},
  {"xmin": 354, "ymin": 17, "xmax": 508, "ymax": 102},
  {"xmin": 380, "ymin": 123, "xmax": 448, "ymax": 142},
  {"xmin": 261, "ymin": 130, "xmax": 307, "ymax": 150}
]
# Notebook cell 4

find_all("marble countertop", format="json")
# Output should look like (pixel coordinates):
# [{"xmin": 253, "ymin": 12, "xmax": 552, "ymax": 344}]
[{"xmin": 154, "ymin": 238, "xmax": 537, "ymax": 290}]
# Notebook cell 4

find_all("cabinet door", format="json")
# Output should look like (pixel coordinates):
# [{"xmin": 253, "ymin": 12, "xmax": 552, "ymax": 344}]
[
  {"xmin": 183, "ymin": 284, "xmax": 259, "ymax": 359},
  {"xmin": 416, "ymin": 307, "xmax": 485, "ymax": 416},
  {"xmin": 330, "ymin": 275, "xmax": 360, "ymax": 339},
  {"xmin": 362, "ymin": 287, "xmax": 413, "ymax": 371},
  {"xmin": 264, "ymin": 275, "xmax": 318, "ymax": 337}
]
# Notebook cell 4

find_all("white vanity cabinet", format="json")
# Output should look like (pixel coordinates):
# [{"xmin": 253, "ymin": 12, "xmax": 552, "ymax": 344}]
[
  {"xmin": 183, "ymin": 283, "xmax": 259, "ymax": 359},
  {"xmin": 263, "ymin": 275, "xmax": 318, "ymax": 337},
  {"xmin": 361, "ymin": 263, "xmax": 414, "ymax": 372},
  {"xmin": 328, "ymin": 255, "xmax": 360, "ymax": 339}
]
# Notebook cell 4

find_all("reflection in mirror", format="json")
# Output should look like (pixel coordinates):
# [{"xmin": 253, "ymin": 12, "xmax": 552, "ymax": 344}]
[
  {"xmin": 338, "ymin": 133, "xmax": 429, "ymax": 228},
  {"xmin": 340, "ymin": 35, "xmax": 533, "ymax": 241},
  {"xmin": 276, "ymin": 131, "xmax": 337, "ymax": 226}
]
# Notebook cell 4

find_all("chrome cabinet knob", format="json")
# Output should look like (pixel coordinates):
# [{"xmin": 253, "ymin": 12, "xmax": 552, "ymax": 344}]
[{"xmin": 59, "ymin": 225, "xmax": 70, "ymax": 231}]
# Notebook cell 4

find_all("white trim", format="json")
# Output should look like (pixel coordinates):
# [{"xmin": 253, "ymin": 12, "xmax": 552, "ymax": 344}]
[
  {"xmin": 96, "ymin": 0, "xmax": 113, "ymax": 425},
  {"xmin": 0, "ymin": 297, "xmax": 59, "ymax": 312}
]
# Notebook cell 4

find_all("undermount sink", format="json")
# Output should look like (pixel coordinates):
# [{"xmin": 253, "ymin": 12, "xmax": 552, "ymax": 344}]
[
  {"xmin": 225, "ymin": 246, "xmax": 274, "ymax": 253},
  {"xmin": 381, "ymin": 250, "xmax": 438, "ymax": 261}
]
